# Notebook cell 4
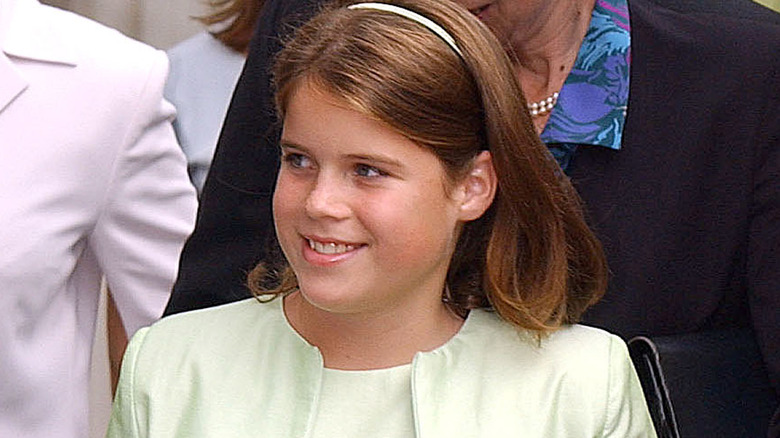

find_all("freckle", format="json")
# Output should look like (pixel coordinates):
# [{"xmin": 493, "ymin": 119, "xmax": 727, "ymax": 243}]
[{"xmin": 559, "ymin": 65, "xmax": 565, "ymax": 71}]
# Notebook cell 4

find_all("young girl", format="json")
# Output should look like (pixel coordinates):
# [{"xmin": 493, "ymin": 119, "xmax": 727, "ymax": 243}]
[{"xmin": 107, "ymin": 0, "xmax": 656, "ymax": 436}]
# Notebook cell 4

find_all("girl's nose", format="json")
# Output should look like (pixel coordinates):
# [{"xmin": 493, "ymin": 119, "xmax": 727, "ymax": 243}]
[{"xmin": 304, "ymin": 175, "xmax": 351, "ymax": 220}]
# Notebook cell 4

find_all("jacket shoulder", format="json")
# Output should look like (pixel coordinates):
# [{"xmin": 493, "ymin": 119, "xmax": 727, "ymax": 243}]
[
  {"xmin": 630, "ymin": 0, "xmax": 780, "ymax": 66},
  {"xmin": 30, "ymin": 3, "xmax": 168, "ymax": 78},
  {"xmin": 143, "ymin": 298, "xmax": 280, "ymax": 346},
  {"xmin": 120, "ymin": 299, "xmax": 293, "ymax": 400},
  {"xmin": 465, "ymin": 311, "xmax": 623, "ymax": 371}
]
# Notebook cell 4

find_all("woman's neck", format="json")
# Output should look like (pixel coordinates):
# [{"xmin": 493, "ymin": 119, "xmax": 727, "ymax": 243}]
[
  {"xmin": 283, "ymin": 291, "xmax": 464, "ymax": 370},
  {"xmin": 510, "ymin": 0, "xmax": 597, "ymax": 103}
]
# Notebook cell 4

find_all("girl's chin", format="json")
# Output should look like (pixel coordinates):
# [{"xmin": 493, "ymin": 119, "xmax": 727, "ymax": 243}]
[{"xmin": 295, "ymin": 290, "xmax": 362, "ymax": 315}]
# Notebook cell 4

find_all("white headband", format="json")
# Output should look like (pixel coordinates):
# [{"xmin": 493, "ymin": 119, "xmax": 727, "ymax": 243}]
[{"xmin": 347, "ymin": 2, "xmax": 464, "ymax": 58}]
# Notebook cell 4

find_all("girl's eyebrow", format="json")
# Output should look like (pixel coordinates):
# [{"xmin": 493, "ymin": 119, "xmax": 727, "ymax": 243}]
[
  {"xmin": 346, "ymin": 153, "xmax": 404, "ymax": 170},
  {"xmin": 279, "ymin": 140, "xmax": 307, "ymax": 152}
]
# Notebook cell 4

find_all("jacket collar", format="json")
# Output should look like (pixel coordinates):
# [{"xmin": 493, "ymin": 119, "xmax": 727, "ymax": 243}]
[{"xmin": 0, "ymin": 0, "xmax": 78, "ymax": 113}]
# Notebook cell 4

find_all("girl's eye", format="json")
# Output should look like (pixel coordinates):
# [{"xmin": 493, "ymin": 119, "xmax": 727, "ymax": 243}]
[
  {"xmin": 282, "ymin": 152, "xmax": 312, "ymax": 169},
  {"xmin": 354, "ymin": 163, "xmax": 387, "ymax": 178}
]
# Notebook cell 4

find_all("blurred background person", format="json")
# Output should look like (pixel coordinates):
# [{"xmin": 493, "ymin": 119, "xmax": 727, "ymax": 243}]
[
  {"xmin": 0, "ymin": 1, "xmax": 197, "ymax": 437},
  {"xmin": 164, "ymin": 0, "xmax": 264, "ymax": 193}
]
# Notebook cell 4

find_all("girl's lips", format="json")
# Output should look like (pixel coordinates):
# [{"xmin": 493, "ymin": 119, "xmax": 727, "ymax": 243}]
[
  {"xmin": 307, "ymin": 238, "xmax": 357, "ymax": 255},
  {"xmin": 301, "ymin": 236, "xmax": 365, "ymax": 266}
]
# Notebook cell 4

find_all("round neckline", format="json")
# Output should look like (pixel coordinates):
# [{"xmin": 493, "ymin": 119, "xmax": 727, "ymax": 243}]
[
  {"xmin": 275, "ymin": 295, "xmax": 483, "ymax": 369},
  {"xmin": 323, "ymin": 362, "xmax": 413, "ymax": 374}
]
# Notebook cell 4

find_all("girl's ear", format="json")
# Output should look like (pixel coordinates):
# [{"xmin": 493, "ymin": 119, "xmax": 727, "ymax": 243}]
[{"xmin": 457, "ymin": 151, "xmax": 497, "ymax": 221}]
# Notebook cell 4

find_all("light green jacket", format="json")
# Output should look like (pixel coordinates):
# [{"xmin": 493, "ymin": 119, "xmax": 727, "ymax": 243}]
[{"xmin": 107, "ymin": 298, "xmax": 657, "ymax": 437}]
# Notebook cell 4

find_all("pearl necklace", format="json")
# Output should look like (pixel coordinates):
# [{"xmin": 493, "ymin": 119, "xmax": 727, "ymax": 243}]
[{"xmin": 527, "ymin": 91, "xmax": 559, "ymax": 117}]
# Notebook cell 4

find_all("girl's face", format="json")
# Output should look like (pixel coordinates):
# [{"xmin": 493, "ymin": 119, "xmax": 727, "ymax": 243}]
[{"xmin": 273, "ymin": 83, "xmax": 467, "ymax": 319}]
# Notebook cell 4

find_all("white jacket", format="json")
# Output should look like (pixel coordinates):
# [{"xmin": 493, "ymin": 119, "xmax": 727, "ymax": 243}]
[{"xmin": 0, "ymin": 1, "xmax": 197, "ymax": 437}]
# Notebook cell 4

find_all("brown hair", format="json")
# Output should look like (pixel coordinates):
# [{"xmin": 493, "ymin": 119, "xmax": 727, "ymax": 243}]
[
  {"xmin": 198, "ymin": 0, "xmax": 265, "ymax": 53},
  {"xmin": 248, "ymin": 0, "xmax": 607, "ymax": 334}
]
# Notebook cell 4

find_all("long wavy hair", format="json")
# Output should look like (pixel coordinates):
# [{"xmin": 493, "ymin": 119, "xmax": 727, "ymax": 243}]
[{"xmin": 248, "ymin": 0, "xmax": 607, "ymax": 333}]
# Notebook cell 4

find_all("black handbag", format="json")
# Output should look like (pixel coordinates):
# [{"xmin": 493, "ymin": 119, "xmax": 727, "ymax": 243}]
[{"xmin": 628, "ymin": 329, "xmax": 778, "ymax": 438}]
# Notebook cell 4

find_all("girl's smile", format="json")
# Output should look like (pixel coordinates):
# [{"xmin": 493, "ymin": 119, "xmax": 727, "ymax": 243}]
[{"xmin": 301, "ymin": 235, "xmax": 366, "ymax": 266}]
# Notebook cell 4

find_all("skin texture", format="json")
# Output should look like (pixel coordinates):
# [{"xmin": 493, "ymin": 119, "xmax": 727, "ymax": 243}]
[{"xmin": 273, "ymin": 82, "xmax": 495, "ymax": 369}]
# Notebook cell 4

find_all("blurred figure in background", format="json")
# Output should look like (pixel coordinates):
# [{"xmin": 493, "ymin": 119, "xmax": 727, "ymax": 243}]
[
  {"xmin": 164, "ymin": 0, "xmax": 264, "ymax": 193},
  {"xmin": 0, "ymin": 0, "xmax": 197, "ymax": 437}
]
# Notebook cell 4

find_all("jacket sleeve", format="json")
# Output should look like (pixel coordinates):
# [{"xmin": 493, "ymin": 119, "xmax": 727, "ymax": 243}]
[
  {"xmin": 106, "ymin": 327, "xmax": 151, "ymax": 438},
  {"xmin": 89, "ymin": 49, "xmax": 197, "ymax": 336},
  {"xmin": 603, "ymin": 337, "xmax": 657, "ymax": 438}
]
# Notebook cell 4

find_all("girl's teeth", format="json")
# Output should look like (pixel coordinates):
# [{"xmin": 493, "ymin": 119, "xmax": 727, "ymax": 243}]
[{"xmin": 308, "ymin": 239, "xmax": 355, "ymax": 254}]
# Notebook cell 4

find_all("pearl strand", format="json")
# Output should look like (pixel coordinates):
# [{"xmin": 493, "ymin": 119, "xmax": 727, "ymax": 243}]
[{"xmin": 527, "ymin": 91, "xmax": 559, "ymax": 117}]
